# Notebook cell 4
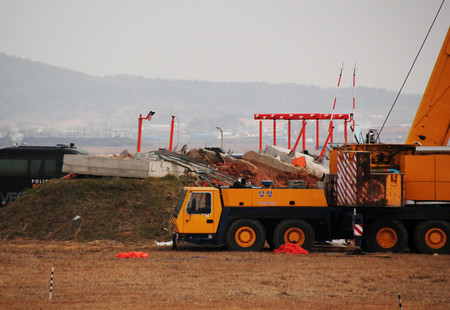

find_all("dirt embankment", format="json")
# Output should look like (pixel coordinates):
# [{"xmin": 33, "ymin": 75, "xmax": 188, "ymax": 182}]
[{"xmin": 0, "ymin": 175, "xmax": 193, "ymax": 243}]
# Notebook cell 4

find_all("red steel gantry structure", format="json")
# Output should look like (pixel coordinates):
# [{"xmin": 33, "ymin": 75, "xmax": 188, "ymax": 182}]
[{"xmin": 254, "ymin": 113, "xmax": 351, "ymax": 153}]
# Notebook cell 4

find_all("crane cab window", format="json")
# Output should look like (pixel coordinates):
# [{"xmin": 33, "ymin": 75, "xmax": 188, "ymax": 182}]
[{"xmin": 186, "ymin": 192, "xmax": 212, "ymax": 215}]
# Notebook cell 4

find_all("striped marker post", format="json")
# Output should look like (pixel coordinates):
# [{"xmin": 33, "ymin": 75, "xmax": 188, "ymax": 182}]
[
  {"xmin": 354, "ymin": 223, "xmax": 363, "ymax": 238},
  {"xmin": 398, "ymin": 293, "xmax": 402, "ymax": 310},
  {"xmin": 347, "ymin": 208, "xmax": 366, "ymax": 255},
  {"xmin": 353, "ymin": 209, "xmax": 363, "ymax": 248},
  {"xmin": 49, "ymin": 267, "xmax": 54, "ymax": 301}
]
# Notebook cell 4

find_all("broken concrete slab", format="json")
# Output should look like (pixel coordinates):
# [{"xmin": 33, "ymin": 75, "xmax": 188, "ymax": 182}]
[
  {"xmin": 262, "ymin": 145, "xmax": 328, "ymax": 178},
  {"xmin": 63, "ymin": 155, "xmax": 186, "ymax": 178},
  {"xmin": 243, "ymin": 151, "xmax": 306, "ymax": 174}
]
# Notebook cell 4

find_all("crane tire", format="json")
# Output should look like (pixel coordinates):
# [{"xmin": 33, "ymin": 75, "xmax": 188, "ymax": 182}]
[
  {"xmin": 413, "ymin": 220, "xmax": 450, "ymax": 254},
  {"xmin": 366, "ymin": 220, "xmax": 407, "ymax": 253},
  {"xmin": 273, "ymin": 219, "xmax": 315, "ymax": 252},
  {"xmin": 226, "ymin": 219, "xmax": 266, "ymax": 251}
]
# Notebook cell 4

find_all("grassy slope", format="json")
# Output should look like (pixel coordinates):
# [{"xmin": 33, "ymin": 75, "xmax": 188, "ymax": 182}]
[{"xmin": 0, "ymin": 176, "xmax": 193, "ymax": 242}]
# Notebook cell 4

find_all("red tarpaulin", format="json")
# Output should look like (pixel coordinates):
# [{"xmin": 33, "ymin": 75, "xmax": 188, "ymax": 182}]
[
  {"xmin": 273, "ymin": 243, "xmax": 309, "ymax": 255},
  {"xmin": 291, "ymin": 156, "xmax": 306, "ymax": 167},
  {"xmin": 116, "ymin": 252, "xmax": 149, "ymax": 259}
]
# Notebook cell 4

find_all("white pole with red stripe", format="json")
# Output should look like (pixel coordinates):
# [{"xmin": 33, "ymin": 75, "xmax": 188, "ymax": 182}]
[{"xmin": 319, "ymin": 63, "xmax": 344, "ymax": 158}]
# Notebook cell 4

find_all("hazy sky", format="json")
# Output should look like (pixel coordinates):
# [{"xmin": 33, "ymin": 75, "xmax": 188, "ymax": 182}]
[{"xmin": 1, "ymin": 0, "xmax": 449, "ymax": 93}]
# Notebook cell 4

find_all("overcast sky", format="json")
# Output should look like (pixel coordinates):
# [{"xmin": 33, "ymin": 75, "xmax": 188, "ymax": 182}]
[{"xmin": 1, "ymin": 0, "xmax": 449, "ymax": 93}]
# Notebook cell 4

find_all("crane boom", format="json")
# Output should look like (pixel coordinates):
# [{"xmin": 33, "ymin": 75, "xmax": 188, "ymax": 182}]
[{"xmin": 406, "ymin": 26, "xmax": 450, "ymax": 146}]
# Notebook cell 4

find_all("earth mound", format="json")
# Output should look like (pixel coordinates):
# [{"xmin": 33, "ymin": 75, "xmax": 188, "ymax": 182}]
[{"xmin": 0, "ymin": 175, "xmax": 192, "ymax": 242}]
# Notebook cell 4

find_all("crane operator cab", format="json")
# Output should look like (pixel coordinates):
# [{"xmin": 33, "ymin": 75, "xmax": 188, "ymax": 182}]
[
  {"xmin": 186, "ymin": 191, "xmax": 212, "ymax": 214},
  {"xmin": 172, "ymin": 187, "xmax": 222, "ymax": 236}
]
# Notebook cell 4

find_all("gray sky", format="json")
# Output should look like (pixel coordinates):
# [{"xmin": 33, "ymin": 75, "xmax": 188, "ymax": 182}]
[{"xmin": 1, "ymin": 0, "xmax": 449, "ymax": 93}]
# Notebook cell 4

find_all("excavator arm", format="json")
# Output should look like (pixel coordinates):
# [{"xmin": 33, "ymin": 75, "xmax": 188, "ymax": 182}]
[{"xmin": 406, "ymin": 26, "xmax": 450, "ymax": 146}]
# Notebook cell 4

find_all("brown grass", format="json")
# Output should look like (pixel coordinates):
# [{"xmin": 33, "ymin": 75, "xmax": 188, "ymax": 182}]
[
  {"xmin": 0, "ymin": 176, "xmax": 194, "ymax": 242},
  {"xmin": 0, "ymin": 240, "xmax": 449, "ymax": 309}
]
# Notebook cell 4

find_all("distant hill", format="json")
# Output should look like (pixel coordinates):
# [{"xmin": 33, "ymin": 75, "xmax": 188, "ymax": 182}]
[{"xmin": 0, "ymin": 52, "xmax": 421, "ymax": 145}]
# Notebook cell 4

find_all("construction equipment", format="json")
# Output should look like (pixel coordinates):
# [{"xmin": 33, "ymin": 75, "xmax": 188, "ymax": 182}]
[{"xmin": 171, "ymin": 27, "xmax": 450, "ymax": 254}]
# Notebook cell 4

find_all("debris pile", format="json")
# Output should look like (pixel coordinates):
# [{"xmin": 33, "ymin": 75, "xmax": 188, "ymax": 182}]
[
  {"xmin": 62, "ymin": 145, "xmax": 326, "ymax": 188},
  {"xmin": 184, "ymin": 147, "xmax": 323, "ymax": 188}
]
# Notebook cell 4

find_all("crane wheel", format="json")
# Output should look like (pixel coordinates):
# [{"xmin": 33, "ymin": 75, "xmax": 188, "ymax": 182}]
[
  {"xmin": 273, "ymin": 220, "xmax": 315, "ymax": 252},
  {"xmin": 226, "ymin": 219, "xmax": 266, "ymax": 251},
  {"xmin": 366, "ymin": 220, "xmax": 407, "ymax": 253},
  {"xmin": 413, "ymin": 220, "xmax": 450, "ymax": 254}
]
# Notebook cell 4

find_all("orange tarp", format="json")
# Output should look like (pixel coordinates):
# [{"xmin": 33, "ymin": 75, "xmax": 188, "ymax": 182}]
[
  {"xmin": 116, "ymin": 252, "xmax": 149, "ymax": 259},
  {"xmin": 273, "ymin": 243, "xmax": 309, "ymax": 254},
  {"xmin": 291, "ymin": 156, "xmax": 306, "ymax": 167}
]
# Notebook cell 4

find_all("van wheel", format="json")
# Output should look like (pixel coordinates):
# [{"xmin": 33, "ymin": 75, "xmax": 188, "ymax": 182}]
[
  {"xmin": 226, "ymin": 219, "xmax": 266, "ymax": 251},
  {"xmin": 414, "ymin": 221, "xmax": 450, "ymax": 254},
  {"xmin": 366, "ymin": 220, "xmax": 407, "ymax": 253},
  {"xmin": 273, "ymin": 220, "xmax": 315, "ymax": 252}
]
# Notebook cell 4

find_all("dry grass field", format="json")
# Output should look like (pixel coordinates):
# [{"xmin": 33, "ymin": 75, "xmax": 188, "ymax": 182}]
[{"xmin": 0, "ymin": 240, "xmax": 449, "ymax": 309}]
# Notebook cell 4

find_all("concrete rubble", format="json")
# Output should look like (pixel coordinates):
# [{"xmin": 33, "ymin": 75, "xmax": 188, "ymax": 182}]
[
  {"xmin": 62, "ymin": 145, "xmax": 328, "ymax": 187},
  {"xmin": 262, "ymin": 145, "xmax": 329, "ymax": 178},
  {"xmin": 243, "ymin": 150, "xmax": 305, "ymax": 175},
  {"xmin": 63, "ymin": 154, "xmax": 186, "ymax": 178}
]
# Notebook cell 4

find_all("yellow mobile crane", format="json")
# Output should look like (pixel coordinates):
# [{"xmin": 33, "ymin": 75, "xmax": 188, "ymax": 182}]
[
  {"xmin": 406, "ymin": 25, "xmax": 450, "ymax": 147},
  {"xmin": 171, "ymin": 27, "xmax": 450, "ymax": 254}
]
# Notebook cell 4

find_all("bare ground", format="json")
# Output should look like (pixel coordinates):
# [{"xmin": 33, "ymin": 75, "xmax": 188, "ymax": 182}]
[{"xmin": 0, "ymin": 240, "xmax": 449, "ymax": 309}]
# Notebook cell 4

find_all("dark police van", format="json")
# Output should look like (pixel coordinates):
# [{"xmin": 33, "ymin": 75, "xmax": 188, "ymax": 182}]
[{"xmin": 0, "ymin": 144, "xmax": 88, "ymax": 206}]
